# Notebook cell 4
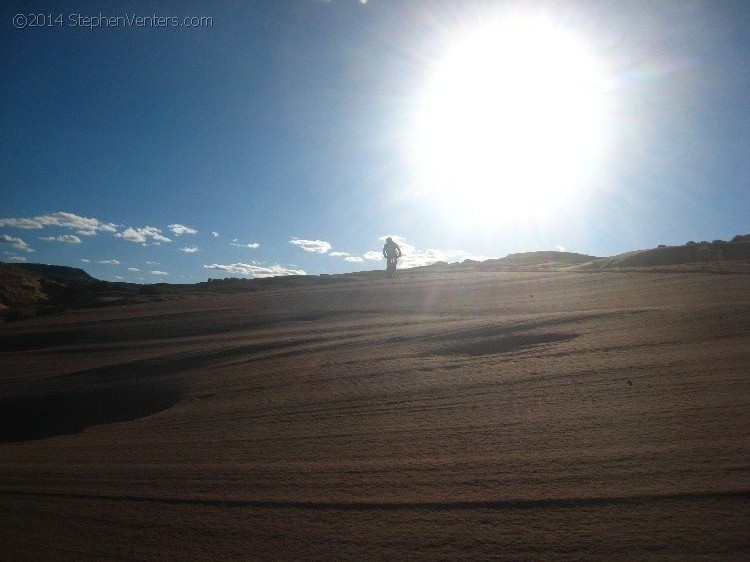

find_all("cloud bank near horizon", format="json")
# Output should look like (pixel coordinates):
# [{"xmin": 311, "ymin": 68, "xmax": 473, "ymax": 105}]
[
  {"xmin": 0, "ymin": 212, "xmax": 498, "ymax": 281},
  {"xmin": 204, "ymin": 262, "xmax": 306, "ymax": 278},
  {"xmin": 289, "ymin": 234, "xmax": 491, "ymax": 269}
]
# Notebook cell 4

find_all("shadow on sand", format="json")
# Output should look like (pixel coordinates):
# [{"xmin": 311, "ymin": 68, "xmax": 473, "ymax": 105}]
[
  {"xmin": 439, "ymin": 332, "xmax": 579, "ymax": 356},
  {"xmin": 0, "ymin": 386, "xmax": 180, "ymax": 443}
]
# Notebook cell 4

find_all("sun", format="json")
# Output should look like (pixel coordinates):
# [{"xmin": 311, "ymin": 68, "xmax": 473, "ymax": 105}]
[{"xmin": 409, "ymin": 14, "xmax": 609, "ymax": 224}]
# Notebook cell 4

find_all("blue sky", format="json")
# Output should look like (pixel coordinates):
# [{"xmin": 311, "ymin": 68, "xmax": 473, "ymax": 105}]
[{"xmin": 2, "ymin": 1, "xmax": 749, "ymax": 282}]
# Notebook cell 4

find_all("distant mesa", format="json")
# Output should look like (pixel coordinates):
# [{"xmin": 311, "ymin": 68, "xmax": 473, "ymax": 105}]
[
  {"xmin": 12, "ymin": 263, "xmax": 95, "ymax": 282},
  {"xmin": 0, "ymin": 262, "xmax": 158, "ymax": 320}
]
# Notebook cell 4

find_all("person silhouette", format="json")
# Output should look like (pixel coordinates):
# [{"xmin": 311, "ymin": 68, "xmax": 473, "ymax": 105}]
[{"xmin": 382, "ymin": 236, "xmax": 402, "ymax": 278}]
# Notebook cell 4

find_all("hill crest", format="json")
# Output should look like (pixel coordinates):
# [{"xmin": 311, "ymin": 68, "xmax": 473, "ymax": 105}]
[
  {"xmin": 11, "ymin": 263, "xmax": 96, "ymax": 282},
  {"xmin": 2, "ymin": 235, "xmax": 749, "ymax": 320}
]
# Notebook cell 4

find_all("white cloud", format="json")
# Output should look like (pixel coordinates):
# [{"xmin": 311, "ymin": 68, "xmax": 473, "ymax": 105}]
[
  {"xmin": 0, "ymin": 212, "xmax": 117, "ymax": 235},
  {"xmin": 345, "ymin": 256, "xmax": 364, "ymax": 263},
  {"xmin": 180, "ymin": 246, "xmax": 199, "ymax": 253},
  {"xmin": 146, "ymin": 261, "xmax": 159, "ymax": 265},
  {"xmin": 97, "ymin": 259, "xmax": 120, "ymax": 265},
  {"xmin": 378, "ymin": 235, "xmax": 405, "ymax": 243},
  {"xmin": 398, "ymin": 249, "xmax": 447, "ymax": 268},
  {"xmin": 9, "ymin": 256, "xmax": 27, "ymax": 262},
  {"xmin": 204, "ymin": 262, "xmax": 306, "ymax": 279},
  {"xmin": 117, "ymin": 228, "xmax": 146, "ymax": 243},
  {"xmin": 128, "ymin": 267, "xmax": 141, "ymax": 272},
  {"xmin": 81, "ymin": 259, "xmax": 90, "ymax": 263},
  {"xmin": 0, "ymin": 218, "xmax": 44, "ymax": 229},
  {"xmin": 555, "ymin": 245, "xmax": 567, "ymax": 252},
  {"xmin": 150, "ymin": 270, "xmax": 169, "ymax": 276},
  {"xmin": 169, "ymin": 224, "xmax": 198, "ymax": 236},
  {"xmin": 212, "ymin": 231, "xmax": 219, "ymax": 238},
  {"xmin": 372, "ymin": 235, "xmax": 492, "ymax": 269},
  {"xmin": 116, "ymin": 226, "xmax": 171, "ymax": 244},
  {"xmin": 329, "ymin": 251, "xmax": 350, "ymax": 257},
  {"xmin": 0, "ymin": 234, "xmax": 34, "ymax": 252},
  {"xmin": 363, "ymin": 251, "xmax": 382, "ymax": 261},
  {"xmin": 378, "ymin": 234, "xmax": 417, "ymax": 256},
  {"xmin": 290, "ymin": 237, "xmax": 332, "ymax": 253},
  {"xmin": 230, "ymin": 242, "xmax": 260, "ymax": 249},
  {"xmin": 39, "ymin": 234, "xmax": 82, "ymax": 244}
]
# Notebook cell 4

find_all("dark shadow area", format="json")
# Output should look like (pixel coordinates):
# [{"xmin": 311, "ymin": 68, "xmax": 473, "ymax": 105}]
[
  {"xmin": 5, "ymin": 488, "xmax": 747, "ymax": 511},
  {"xmin": 440, "ymin": 332, "xmax": 579, "ymax": 356},
  {"xmin": 0, "ymin": 310, "xmax": 350, "ymax": 351},
  {"xmin": 0, "ymin": 386, "xmax": 180, "ymax": 443},
  {"xmin": 0, "ymin": 329, "xmax": 90, "ymax": 352},
  {"xmin": 419, "ymin": 314, "xmax": 607, "ymax": 345}
]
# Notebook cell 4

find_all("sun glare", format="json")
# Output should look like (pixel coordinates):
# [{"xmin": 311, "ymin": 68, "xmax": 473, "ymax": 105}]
[{"xmin": 410, "ymin": 14, "xmax": 609, "ymax": 224}]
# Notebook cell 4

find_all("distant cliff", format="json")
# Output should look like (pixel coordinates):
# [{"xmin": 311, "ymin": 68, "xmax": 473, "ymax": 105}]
[
  {"xmin": 11, "ymin": 263, "xmax": 96, "ymax": 282},
  {"xmin": 0, "ymin": 263, "xmax": 140, "ymax": 320},
  {"xmin": 0, "ymin": 263, "xmax": 60, "ymax": 309}
]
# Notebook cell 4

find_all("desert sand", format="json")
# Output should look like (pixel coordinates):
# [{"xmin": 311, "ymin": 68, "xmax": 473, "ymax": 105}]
[{"xmin": 1, "ymin": 267, "xmax": 748, "ymax": 560}]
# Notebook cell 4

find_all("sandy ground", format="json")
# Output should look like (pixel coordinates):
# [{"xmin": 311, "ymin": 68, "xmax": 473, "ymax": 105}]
[{"xmin": 1, "ymin": 269, "xmax": 749, "ymax": 560}]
